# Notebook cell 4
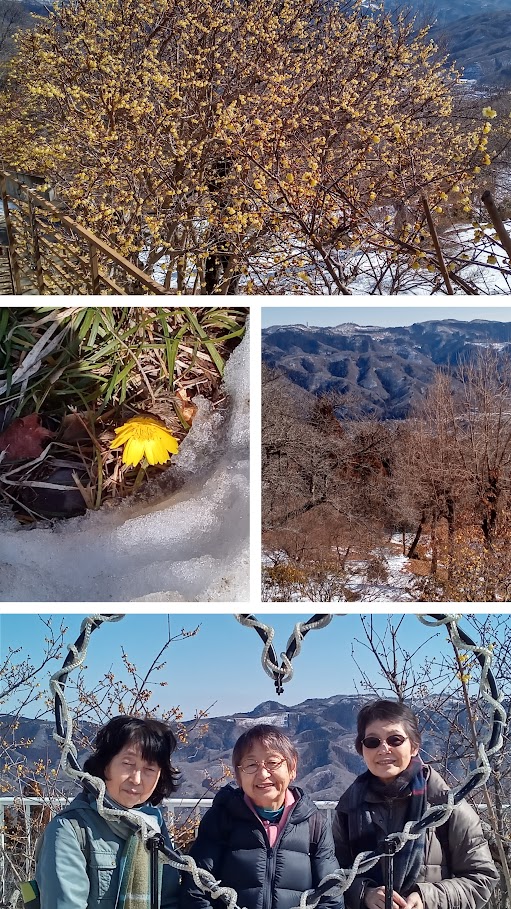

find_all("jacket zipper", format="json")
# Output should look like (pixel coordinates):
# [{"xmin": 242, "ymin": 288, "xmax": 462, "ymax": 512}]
[
  {"xmin": 263, "ymin": 843, "xmax": 277, "ymax": 909},
  {"xmin": 261, "ymin": 803, "xmax": 300, "ymax": 909}
]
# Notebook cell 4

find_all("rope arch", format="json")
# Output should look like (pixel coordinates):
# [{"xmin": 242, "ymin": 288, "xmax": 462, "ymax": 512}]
[{"xmin": 48, "ymin": 614, "xmax": 506, "ymax": 909}]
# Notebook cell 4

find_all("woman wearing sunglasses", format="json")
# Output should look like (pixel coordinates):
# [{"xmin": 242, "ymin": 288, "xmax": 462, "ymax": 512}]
[
  {"xmin": 181, "ymin": 723, "xmax": 343, "ymax": 909},
  {"xmin": 332, "ymin": 700, "xmax": 497, "ymax": 909}
]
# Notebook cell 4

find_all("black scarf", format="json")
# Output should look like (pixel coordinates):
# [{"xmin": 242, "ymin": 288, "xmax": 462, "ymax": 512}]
[{"xmin": 347, "ymin": 755, "xmax": 427, "ymax": 895}]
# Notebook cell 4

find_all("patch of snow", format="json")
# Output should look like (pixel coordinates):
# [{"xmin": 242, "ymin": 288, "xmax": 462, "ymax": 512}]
[
  {"xmin": 470, "ymin": 341, "xmax": 511, "ymax": 351},
  {"xmin": 262, "ymin": 544, "xmax": 417, "ymax": 602},
  {"xmin": 345, "ymin": 553, "xmax": 415, "ymax": 601},
  {"xmin": 0, "ymin": 327, "xmax": 249, "ymax": 603},
  {"xmin": 235, "ymin": 713, "xmax": 290, "ymax": 728}
]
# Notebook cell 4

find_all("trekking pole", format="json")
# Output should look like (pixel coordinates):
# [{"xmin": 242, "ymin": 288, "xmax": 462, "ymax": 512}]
[
  {"xmin": 383, "ymin": 836, "xmax": 398, "ymax": 909},
  {"xmin": 149, "ymin": 834, "xmax": 164, "ymax": 909}
]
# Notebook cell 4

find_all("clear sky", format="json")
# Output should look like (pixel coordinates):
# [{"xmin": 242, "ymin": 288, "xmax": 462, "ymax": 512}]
[
  {"xmin": 0, "ymin": 612, "xmax": 496, "ymax": 722},
  {"xmin": 261, "ymin": 304, "xmax": 511, "ymax": 329}
]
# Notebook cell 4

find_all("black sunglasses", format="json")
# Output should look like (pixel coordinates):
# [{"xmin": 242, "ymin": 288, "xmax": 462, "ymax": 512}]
[{"xmin": 361, "ymin": 734, "xmax": 408, "ymax": 749}]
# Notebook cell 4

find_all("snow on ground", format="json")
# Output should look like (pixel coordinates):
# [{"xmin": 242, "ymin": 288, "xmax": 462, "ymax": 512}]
[
  {"xmin": 262, "ymin": 538, "xmax": 419, "ymax": 602},
  {"xmin": 347, "ymin": 219, "xmax": 511, "ymax": 295},
  {"xmin": 0, "ymin": 328, "xmax": 249, "ymax": 603},
  {"xmin": 140, "ymin": 211, "xmax": 511, "ymax": 295},
  {"xmin": 345, "ymin": 552, "xmax": 416, "ymax": 601}
]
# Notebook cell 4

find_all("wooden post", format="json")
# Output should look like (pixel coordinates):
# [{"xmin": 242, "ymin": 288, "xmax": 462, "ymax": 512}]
[
  {"xmin": 1, "ymin": 175, "xmax": 23, "ymax": 294},
  {"xmin": 89, "ymin": 241, "xmax": 101, "ymax": 293},
  {"xmin": 481, "ymin": 190, "xmax": 511, "ymax": 261},
  {"xmin": 28, "ymin": 195, "xmax": 45, "ymax": 293},
  {"xmin": 421, "ymin": 194, "xmax": 454, "ymax": 294}
]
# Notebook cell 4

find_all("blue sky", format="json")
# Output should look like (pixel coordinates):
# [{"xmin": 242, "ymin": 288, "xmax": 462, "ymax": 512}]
[
  {"xmin": 0, "ymin": 613, "xmax": 494, "ymax": 721},
  {"xmin": 261, "ymin": 305, "xmax": 511, "ymax": 329}
]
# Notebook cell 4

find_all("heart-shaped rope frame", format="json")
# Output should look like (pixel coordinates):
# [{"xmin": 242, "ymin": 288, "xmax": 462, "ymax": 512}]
[{"xmin": 45, "ymin": 613, "xmax": 506, "ymax": 909}]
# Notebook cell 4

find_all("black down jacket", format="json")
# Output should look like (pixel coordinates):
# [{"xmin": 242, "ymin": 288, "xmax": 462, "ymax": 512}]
[{"xmin": 180, "ymin": 784, "xmax": 344, "ymax": 909}]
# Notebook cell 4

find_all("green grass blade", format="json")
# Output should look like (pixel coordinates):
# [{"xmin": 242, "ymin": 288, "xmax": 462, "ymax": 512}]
[{"xmin": 182, "ymin": 307, "xmax": 225, "ymax": 376}]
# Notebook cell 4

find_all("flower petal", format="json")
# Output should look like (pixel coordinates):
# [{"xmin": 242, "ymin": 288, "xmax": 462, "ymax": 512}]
[
  {"xmin": 112, "ymin": 426, "xmax": 136, "ymax": 445},
  {"xmin": 162, "ymin": 433, "xmax": 179, "ymax": 455},
  {"xmin": 142, "ymin": 439, "xmax": 163, "ymax": 465},
  {"xmin": 122, "ymin": 437, "xmax": 145, "ymax": 467}
]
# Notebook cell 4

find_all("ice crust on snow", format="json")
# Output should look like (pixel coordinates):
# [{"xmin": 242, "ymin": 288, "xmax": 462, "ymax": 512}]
[{"xmin": 0, "ymin": 326, "xmax": 249, "ymax": 603}]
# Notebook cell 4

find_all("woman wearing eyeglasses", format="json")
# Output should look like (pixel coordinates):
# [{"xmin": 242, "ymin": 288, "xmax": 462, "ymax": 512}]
[
  {"xmin": 332, "ymin": 700, "xmax": 497, "ymax": 909},
  {"xmin": 181, "ymin": 723, "xmax": 343, "ymax": 909}
]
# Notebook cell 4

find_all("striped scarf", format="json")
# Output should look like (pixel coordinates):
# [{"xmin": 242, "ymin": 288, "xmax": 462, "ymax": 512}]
[
  {"xmin": 117, "ymin": 832, "xmax": 163, "ymax": 909},
  {"xmin": 347, "ymin": 755, "xmax": 427, "ymax": 895},
  {"xmin": 94, "ymin": 803, "xmax": 164, "ymax": 909}
]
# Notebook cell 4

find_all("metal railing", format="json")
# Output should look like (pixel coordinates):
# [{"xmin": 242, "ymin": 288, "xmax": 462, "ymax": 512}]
[
  {"xmin": 0, "ymin": 796, "xmax": 336, "ymax": 902},
  {"xmin": 0, "ymin": 173, "xmax": 171, "ymax": 295}
]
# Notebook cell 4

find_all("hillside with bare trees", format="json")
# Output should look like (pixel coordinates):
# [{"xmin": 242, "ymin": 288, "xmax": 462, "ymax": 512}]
[{"xmin": 262, "ymin": 325, "xmax": 511, "ymax": 601}]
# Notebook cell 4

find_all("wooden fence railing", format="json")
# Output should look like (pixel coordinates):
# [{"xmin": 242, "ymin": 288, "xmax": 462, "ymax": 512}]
[{"xmin": 0, "ymin": 173, "xmax": 171, "ymax": 295}]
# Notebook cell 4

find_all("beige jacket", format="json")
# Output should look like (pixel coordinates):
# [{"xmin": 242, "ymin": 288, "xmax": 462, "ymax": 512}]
[{"xmin": 332, "ymin": 766, "xmax": 498, "ymax": 909}]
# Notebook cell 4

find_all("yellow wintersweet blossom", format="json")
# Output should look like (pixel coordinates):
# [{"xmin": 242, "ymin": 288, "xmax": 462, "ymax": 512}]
[
  {"xmin": 482, "ymin": 106, "xmax": 497, "ymax": 119},
  {"xmin": 0, "ymin": 0, "xmax": 482, "ymax": 292},
  {"xmin": 110, "ymin": 415, "xmax": 179, "ymax": 467}
]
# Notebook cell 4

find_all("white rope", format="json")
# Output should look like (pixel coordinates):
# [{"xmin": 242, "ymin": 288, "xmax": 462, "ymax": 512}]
[
  {"xmin": 234, "ymin": 615, "xmax": 334, "ymax": 686},
  {"xmin": 164, "ymin": 855, "xmax": 242, "ymax": 909},
  {"xmin": 50, "ymin": 615, "xmax": 124, "ymax": 792},
  {"xmin": 418, "ymin": 614, "xmax": 506, "ymax": 763}
]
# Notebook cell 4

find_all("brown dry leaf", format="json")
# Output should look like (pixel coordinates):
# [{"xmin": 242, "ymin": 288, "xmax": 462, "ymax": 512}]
[
  {"xmin": 0, "ymin": 414, "xmax": 54, "ymax": 461},
  {"xmin": 61, "ymin": 412, "xmax": 91, "ymax": 442},
  {"xmin": 72, "ymin": 470, "xmax": 95, "ymax": 509},
  {"xmin": 176, "ymin": 388, "xmax": 198, "ymax": 424}
]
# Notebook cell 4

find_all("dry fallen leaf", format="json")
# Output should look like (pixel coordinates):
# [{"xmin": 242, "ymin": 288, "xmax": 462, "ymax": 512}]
[
  {"xmin": 175, "ymin": 388, "xmax": 198, "ymax": 424},
  {"xmin": 61, "ymin": 412, "xmax": 92, "ymax": 442}
]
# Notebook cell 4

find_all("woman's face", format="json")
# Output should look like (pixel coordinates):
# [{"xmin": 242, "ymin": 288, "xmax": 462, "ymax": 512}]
[
  {"xmin": 235, "ymin": 740, "xmax": 296, "ymax": 810},
  {"xmin": 361, "ymin": 719, "xmax": 418, "ymax": 783},
  {"xmin": 104, "ymin": 743, "xmax": 161, "ymax": 808}
]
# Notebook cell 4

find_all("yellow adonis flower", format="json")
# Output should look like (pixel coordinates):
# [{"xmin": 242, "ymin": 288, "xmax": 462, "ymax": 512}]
[{"xmin": 110, "ymin": 415, "xmax": 179, "ymax": 467}]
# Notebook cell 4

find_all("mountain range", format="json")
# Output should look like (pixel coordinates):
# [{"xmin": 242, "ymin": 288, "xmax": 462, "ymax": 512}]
[
  {"xmin": 396, "ymin": 0, "xmax": 511, "ymax": 85},
  {"xmin": 384, "ymin": 0, "xmax": 511, "ymax": 85},
  {"xmin": 1, "ymin": 693, "xmax": 479, "ymax": 801},
  {"xmin": 262, "ymin": 319, "xmax": 511, "ymax": 420},
  {"xmin": 432, "ymin": 8, "xmax": 511, "ymax": 84}
]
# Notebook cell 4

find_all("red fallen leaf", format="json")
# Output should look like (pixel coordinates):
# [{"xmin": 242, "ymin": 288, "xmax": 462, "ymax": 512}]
[{"xmin": 0, "ymin": 413, "xmax": 54, "ymax": 461}]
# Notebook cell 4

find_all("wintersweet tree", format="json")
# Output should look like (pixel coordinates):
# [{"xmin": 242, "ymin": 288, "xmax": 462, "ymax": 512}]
[{"xmin": 0, "ymin": 0, "xmax": 487, "ymax": 292}]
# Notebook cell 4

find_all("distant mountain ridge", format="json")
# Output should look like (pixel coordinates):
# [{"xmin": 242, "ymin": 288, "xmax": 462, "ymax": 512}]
[
  {"xmin": 383, "ymin": 0, "xmax": 511, "ymax": 85},
  {"xmin": 262, "ymin": 319, "xmax": 511, "ymax": 420},
  {"xmin": 0, "ymin": 692, "xmax": 477, "ymax": 801}
]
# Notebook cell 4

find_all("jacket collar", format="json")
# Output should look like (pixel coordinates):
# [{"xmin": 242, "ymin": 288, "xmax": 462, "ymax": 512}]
[{"xmin": 213, "ymin": 783, "xmax": 316, "ymax": 822}]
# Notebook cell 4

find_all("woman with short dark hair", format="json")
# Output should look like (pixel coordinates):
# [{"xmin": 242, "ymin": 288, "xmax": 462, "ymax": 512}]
[
  {"xmin": 333, "ymin": 700, "xmax": 498, "ymax": 909},
  {"xmin": 353, "ymin": 702, "xmax": 421, "ymax": 757},
  {"xmin": 36, "ymin": 715, "xmax": 180, "ymax": 909},
  {"xmin": 181, "ymin": 723, "xmax": 343, "ymax": 909},
  {"xmin": 83, "ymin": 715, "xmax": 180, "ymax": 804}
]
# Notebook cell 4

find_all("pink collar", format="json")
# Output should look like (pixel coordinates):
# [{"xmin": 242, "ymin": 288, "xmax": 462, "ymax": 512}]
[{"xmin": 244, "ymin": 788, "xmax": 297, "ymax": 847}]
